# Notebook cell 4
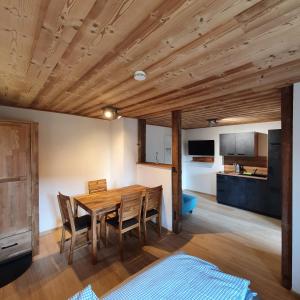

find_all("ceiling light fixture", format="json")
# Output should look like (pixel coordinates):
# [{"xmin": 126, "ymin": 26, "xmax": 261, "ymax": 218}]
[
  {"xmin": 207, "ymin": 118, "xmax": 218, "ymax": 127},
  {"xmin": 134, "ymin": 70, "xmax": 147, "ymax": 81},
  {"xmin": 101, "ymin": 106, "xmax": 121, "ymax": 120}
]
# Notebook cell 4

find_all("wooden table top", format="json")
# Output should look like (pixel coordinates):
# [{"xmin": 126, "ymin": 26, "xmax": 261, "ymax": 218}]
[{"xmin": 74, "ymin": 184, "xmax": 147, "ymax": 214}]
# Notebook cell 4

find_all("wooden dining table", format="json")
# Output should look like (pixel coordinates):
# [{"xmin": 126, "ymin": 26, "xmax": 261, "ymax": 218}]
[{"xmin": 73, "ymin": 184, "xmax": 148, "ymax": 264}]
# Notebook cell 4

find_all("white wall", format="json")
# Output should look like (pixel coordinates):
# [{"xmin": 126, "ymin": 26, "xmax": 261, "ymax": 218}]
[
  {"xmin": 182, "ymin": 121, "xmax": 281, "ymax": 195},
  {"xmin": 0, "ymin": 107, "xmax": 171, "ymax": 234},
  {"xmin": 110, "ymin": 118, "xmax": 137, "ymax": 187},
  {"xmin": 110, "ymin": 119, "xmax": 125, "ymax": 188},
  {"xmin": 146, "ymin": 125, "xmax": 172, "ymax": 164},
  {"xmin": 0, "ymin": 106, "xmax": 111, "ymax": 232},
  {"xmin": 292, "ymin": 83, "xmax": 300, "ymax": 293},
  {"xmin": 136, "ymin": 164, "xmax": 172, "ymax": 231},
  {"xmin": 123, "ymin": 118, "xmax": 138, "ymax": 186}
]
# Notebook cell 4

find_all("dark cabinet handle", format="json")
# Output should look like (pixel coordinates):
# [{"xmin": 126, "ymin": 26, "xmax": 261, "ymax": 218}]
[
  {"xmin": 1, "ymin": 243, "xmax": 18, "ymax": 250},
  {"xmin": 237, "ymin": 154, "xmax": 245, "ymax": 156},
  {"xmin": 228, "ymin": 153, "xmax": 235, "ymax": 155}
]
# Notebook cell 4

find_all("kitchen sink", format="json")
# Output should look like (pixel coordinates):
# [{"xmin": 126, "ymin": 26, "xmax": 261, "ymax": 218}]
[{"xmin": 242, "ymin": 173, "xmax": 267, "ymax": 178}]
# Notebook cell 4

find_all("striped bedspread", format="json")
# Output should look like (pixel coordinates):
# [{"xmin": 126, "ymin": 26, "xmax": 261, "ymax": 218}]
[{"xmin": 103, "ymin": 253, "xmax": 257, "ymax": 300}]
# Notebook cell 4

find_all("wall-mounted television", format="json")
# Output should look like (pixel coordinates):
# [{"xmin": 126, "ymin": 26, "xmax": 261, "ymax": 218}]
[{"xmin": 188, "ymin": 140, "xmax": 215, "ymax": 156}]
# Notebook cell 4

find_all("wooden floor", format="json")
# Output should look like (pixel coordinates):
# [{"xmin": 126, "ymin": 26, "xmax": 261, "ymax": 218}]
[{"xmin": 1, "ymin": 192, "xmax": 299, "ymax": 300}]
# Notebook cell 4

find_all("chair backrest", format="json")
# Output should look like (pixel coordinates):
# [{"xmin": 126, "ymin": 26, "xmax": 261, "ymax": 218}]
[
  {"xmin": 119, "ymin": 192, "xmax": 143, "ymax": 226},
  {"xmin": 144, "ymin": 186, "xmax": 163, "ymax": 215},
  {"xmin": 57, "ymin": 192, "xmax": 75, "ymax": 232},
  {"xmin": 88, "ymin": 179, "xmax": 107, "ymax": 194}
]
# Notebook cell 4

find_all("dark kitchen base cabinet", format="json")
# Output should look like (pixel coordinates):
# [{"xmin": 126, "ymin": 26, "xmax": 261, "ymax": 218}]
[{"xmin": 217, "ymin": 174, "xmax": 280, "ymax": 219}]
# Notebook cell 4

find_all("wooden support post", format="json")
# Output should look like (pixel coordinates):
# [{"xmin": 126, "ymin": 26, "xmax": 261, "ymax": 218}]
[
  {"xmin": 137, "ymin": 119, "xmax": 146, "ymax": 163},
  {"xmin": 30, "ymin": 122, "xmax": 39, "ymax": 255},
  {"xmin": 172, "ymin": 111, "xmax": 182, "ymax": 233},
  {"xmin": 281, "ymin": 85, "xmax": 293, "ymax": 289}
]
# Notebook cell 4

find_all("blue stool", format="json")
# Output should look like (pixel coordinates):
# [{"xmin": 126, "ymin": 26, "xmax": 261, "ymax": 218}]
[{"xmin": 182, "ymin": 193, "xmax": 198, "ymax": 215}]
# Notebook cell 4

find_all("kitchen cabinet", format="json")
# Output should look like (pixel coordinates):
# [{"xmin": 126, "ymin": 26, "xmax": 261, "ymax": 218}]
[
  {"xmin": 220, "ymin": 134, "xmax": 236, "ymax": 156},
  {"xmin": 219, "ymin": 132, "xmax": 258, "ymax": 156},
  {"xmin": 217, "ymin": 174, "xmax": 269, "ymax": 216},
  {"xmin": 236, "ymin": 132, "xmax": 257, "ymax": 156}
]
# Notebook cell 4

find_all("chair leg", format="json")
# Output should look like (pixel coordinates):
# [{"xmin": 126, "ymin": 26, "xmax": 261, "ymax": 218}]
[
  {"xmin": 138, "ymin": 225, "xmax": 142, "ymax": 247},
  {"xmin": 105, "ymin": 223, "xmax": 109, "ymax": 247},
  {"xmin": 157, "ymin": 215, "xmax": 162, "ymax": 237},
  {"xmin": 119, "ymin": 232, "xmax": 124, "ymax": 261},
  {"xmin": 60, "ymin": 226, "xmax": 66, "ymax": 253},
  {"xmin": 143, "ymin": 221, "xmax": 147, "ymax": 244},
  {"xmin": 68, "ymin": 234, "xmax": 76, "ymax": 265},
  {"xmin": 97, "ymin": 222, "xmax": 101, "ymax": 249}
]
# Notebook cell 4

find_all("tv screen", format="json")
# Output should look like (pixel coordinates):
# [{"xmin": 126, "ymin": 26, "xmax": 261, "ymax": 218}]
[{"xmin": 188, "ymin": 140, "xmax": 214, "ymax": 156}]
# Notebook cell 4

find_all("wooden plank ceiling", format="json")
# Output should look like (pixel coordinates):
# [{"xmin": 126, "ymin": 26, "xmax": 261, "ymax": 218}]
[{"xmin": 0, "ymin": 0, "xmax": 300, "ymax": 129}]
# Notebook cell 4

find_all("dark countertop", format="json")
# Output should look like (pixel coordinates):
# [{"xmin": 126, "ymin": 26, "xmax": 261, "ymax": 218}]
[{"xmin": 217, "ymin": 171, "xmax": 268, "ymax": 181}]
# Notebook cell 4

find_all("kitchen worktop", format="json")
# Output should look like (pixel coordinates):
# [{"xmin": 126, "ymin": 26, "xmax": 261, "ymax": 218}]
[{"xmin": 218, "ymin": 171, "xmax": 268, "ymax": 181}]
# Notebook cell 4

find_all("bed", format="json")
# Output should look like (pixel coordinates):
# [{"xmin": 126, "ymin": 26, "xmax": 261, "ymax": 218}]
[{"xmin": 102, "ymin": 252, "xmax": 259, "ymax": 300}]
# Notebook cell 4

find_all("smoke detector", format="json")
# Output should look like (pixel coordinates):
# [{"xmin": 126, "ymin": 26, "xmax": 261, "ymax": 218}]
[{"xmin": 134, "ymin": 70, "xmax": 147, "ymax": 81}]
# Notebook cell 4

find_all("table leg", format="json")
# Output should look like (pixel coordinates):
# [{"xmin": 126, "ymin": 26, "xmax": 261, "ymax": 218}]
[{"xmin": 91, "ymin": 212, "xmax": 97, "ymax": 264}]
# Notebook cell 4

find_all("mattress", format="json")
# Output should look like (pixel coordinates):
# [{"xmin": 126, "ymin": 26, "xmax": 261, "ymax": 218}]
[{"xmin": 103, "ymin": 253, "xmax": 258, "ymax": 300}]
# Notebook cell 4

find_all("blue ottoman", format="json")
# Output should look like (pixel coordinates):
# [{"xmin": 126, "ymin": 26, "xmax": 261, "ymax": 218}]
[{"xmin": 182, "ymin": 193, "xmax": 198, "ymax": 215}]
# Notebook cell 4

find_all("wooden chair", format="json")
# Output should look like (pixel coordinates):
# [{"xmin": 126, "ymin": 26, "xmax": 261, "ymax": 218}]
[
  {"xmin": 142, "ymin": 186, "xmax": 163, "ymax": 243},
  {"xmin": 105, "ymin": 192, "xmax": 143, "ymax": 260},
  {"xmin": 88, "ymin": 179, "xmax": 107, "ymax": 194},
  {"xmin": 57, "ymin": 192, "xmax": 100, "ymax": 264},
  {"xmin": 88, "ymin": 179, "xmax": 117, "ymax": 221}
]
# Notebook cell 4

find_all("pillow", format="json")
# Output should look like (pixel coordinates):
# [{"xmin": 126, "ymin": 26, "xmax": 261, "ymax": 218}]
[
  {"xmin": 70, "ymin": 285, "xmax": 99, "ymax": 300},
  {"xmin": 245, "ymin": 289, "xmax": 259, "ymax": 300}
]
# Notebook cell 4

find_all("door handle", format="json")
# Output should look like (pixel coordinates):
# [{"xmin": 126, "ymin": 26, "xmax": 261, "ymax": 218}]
[
  {"xmin": 0, "ymin": 176, "xmax": 26, "ymax": 183},
  {"xmin": 2, "ymin": 243, "xmax": 18, "ymax": 250}
]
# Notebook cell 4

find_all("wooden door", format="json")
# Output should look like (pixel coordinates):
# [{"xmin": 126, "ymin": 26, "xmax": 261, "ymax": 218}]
[{"xmin": 0, "ymin": 122, "xmax": 32, "ymax": 239}]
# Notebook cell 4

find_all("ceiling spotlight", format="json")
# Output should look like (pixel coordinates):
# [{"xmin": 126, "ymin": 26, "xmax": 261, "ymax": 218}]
[
  {"xmin": 101, "ymin": 106, "xmax": 121, "ymax": 120},
  {"xmin": 104, "ymin": 110, "xmax": 113, "ymax": 119},
  {"xmin": 134, "ymin": 70, "xmax": 147, "ymax": 81},
  {"xmin": 207, "ymin": 118, "xmax": 218, "ymax": 127}
]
